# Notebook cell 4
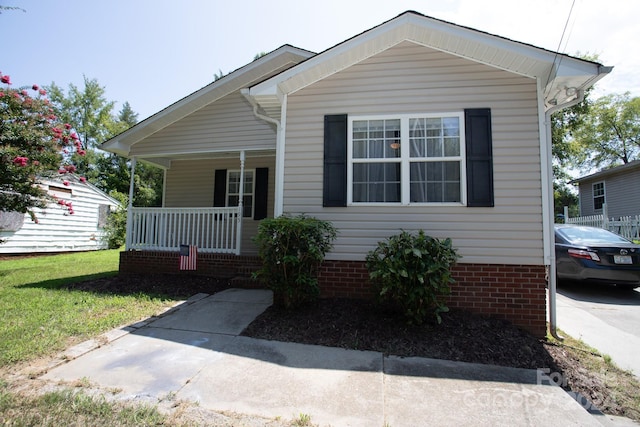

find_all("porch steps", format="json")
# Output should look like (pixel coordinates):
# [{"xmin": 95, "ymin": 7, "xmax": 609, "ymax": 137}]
[{"xmin": 229, "ymin": 263, "xmax": 263, "ymax": 289}]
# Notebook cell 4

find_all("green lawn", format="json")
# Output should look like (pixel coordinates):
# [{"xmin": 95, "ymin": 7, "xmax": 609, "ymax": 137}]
[{"xmin": 0, "ymin": 250, "xmax": 173, "ymax": 366}]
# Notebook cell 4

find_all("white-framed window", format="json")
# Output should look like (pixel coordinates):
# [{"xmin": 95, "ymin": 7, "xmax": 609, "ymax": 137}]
[
  {"xmin": 348, "ymin": 113, "xmax": 466, "ymax": 205},
  {"xmin": 227, "ymin": 169, "xmax": 254, "ymax": 217},
  {"xmin": 593, "ymin": 181, "xmax": 605, "ymax": 211}
]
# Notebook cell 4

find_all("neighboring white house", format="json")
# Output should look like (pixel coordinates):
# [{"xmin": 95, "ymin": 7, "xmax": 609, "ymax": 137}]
[{"xmin": 0, "ymin": 175, "xmax": 120, "ymax": 254}]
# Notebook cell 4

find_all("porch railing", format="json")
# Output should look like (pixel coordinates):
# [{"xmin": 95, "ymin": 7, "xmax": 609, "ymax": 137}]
[{"xmin": 127, "ymin": 207, "xmax": 242, "ymax": 254}]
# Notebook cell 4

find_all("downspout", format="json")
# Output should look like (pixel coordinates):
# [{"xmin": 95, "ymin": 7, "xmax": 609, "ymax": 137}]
[
  {"xmin": 543, "ymin": 86, "xmax": 592, "ymax": 341},
  {"xmin": 538, "ymin": 79, "xmax": 563, "ymax": 341},
  {"xmin": 126, "ymin": 156, "xmax": 137, "ymax": 250},
  {"xmin": 241, "ymin": 88, "xmax": 286, "ymax": 217},
  {"xmin": 543, "ymin": 109, "xmax": 563, "ymax": 341}
]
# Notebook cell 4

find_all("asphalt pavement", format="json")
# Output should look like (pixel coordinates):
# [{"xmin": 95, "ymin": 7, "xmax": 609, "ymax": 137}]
[{"xmin": 39, "ymin": 288, "xmax": 632, "ymax": 426}]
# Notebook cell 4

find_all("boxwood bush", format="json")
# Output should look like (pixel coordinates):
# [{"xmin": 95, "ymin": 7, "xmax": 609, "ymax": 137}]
[
  {"xmin": 365, "ymin": 230, "xmax": 460, "ymax": 324},
  {"xmin": 253, "ymin": 214, "xmax": 337, "ymax": 309}
]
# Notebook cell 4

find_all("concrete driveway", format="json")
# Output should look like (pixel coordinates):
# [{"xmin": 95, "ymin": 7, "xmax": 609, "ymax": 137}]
[{"xmin": 556, "ymin": 283, "xmax": 640, "ymax": 377}]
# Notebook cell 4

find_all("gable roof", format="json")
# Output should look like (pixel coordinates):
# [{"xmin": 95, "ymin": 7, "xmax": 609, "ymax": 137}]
[
  {"xmin": 571, "ymin": 160, "xmax": 640, "ymax": 184},
  {"xmin": 99, "ymin": 45, "xmax": 315, "ymax": 165},
  {"xmin": 100, "ymin": 10, "xmax": 611, "ymax": 166},
  {"xmin": 249, "ymin": 11, "xmax": 611, "ymax": 119}
]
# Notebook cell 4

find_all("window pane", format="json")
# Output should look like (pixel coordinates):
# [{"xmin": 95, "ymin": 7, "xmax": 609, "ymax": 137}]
[
  {"xmin": 385, "ymin": 183, "xmax": 401, "ymax": 202},
  {"xmin": 353, "ymin": 183, "xmax": 367, "ymax": 202},
  {"xmin": 410, "ymin": 138, "xmax": 424, "ymax": 157},
  {"xmin": 427, "ymin": 183, "xmax": 444, "ymax": 202},
  {"xmin": 443, "ymin": 117, "xmax": 460, "ymax": 136},
  {"xmin": 353, "ymin": 121, "xmax": 368, "ymax": 139},
  {"xmin": 385, "ymin": 119, "xmax": 401, "ymax": 138},
  {"xmin": 426, "ymin": 162, "xmax": 443, "ymax": 181},
  {"xmin": 444, "ymin": 183, "xmax": 461, "ymax": 202},
  {"xmin": 243, "ymin": 195, "xmax": 253, "ymax": 217},
  {"xmin": 410, "ymin": 182, "xmax": 426, "ymax": 203},
  {"xmin": 410, "ymin": 161, "xmax": 461, "ymax": 203},
  {"xmin": 353, "ymin": 163, "xmax": 367, "ymax": 182},
  {"xmin": 444, "ymin": 137, "xmax": 460, "ymax": 156},
  {"xmin": 409, "ymin": 118, "xmax": 425, "ymax": 137},
  {"xmin": 369, "ymin": 120, "xmax": 384, "ymax": 138},
  {"xmin": 369, "ymin": 139, "xmax": 385, "ymax": 158},
  {"xmin": 426, "ymin": 138, "xmax": 443, "ymax": 157},
  {"xmin": 386, "ymin": 141, "xmax": 401, "ymax": 158},
  {"xmin": 352, "ymin": 162, "xmax": 400, "ymax": 202},
  {"xmin": 353, "ymin": 140, "xmax": 367, "ymax": 158},
  {"xmin": 444, "ymin": 161, "xmax": 460, "ymax": 180},
  {"xmin": 594, "ymin": 196, "xmax": 604, "ymax": 210}
]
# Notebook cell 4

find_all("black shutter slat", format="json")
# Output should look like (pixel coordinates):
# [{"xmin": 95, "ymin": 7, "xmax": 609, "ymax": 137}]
[
  {"xmin": 213, "ymin": 169, "xmax": 227, "ymax": 207},
  {"xmin": 254, "ymin": 167, "xmax": 269, "ymax": 220},
  {"xmin": 465, "ymin": 109, "xmax": 494, "ymax": 207},
  {"xmin": 323, "ymin": 114, "xmax": 348, "ymax": 207}
]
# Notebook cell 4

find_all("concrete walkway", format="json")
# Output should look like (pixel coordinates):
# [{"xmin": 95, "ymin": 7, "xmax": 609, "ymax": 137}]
[{"xmin": 41, "ymin": 289, "xmax": 623, "ymax": 426}]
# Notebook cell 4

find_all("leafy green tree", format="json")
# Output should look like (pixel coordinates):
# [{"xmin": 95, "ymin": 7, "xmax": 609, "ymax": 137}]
[
  {"xmin": 550, "ymin": 87, "xmax": 592, "ymax": 217},
  {"xmin": 46, "ymin": 77, "xmax": 117, "ymax": 183},
  {"xmin": 94, "ymin": 103, "xmax": 163, "ymax": 207},
  {"xmin": 46, "ymin": 81, "xmax": 162, "ymax": 207},
  {"xmin": 0, "ymin": 71, "xmax": 83, "ymax": 221},
  {"xmin": 571, "ymin": 92, "xmax": 640, "ymax": 170},
  {"xmin": 548, "ymin": 53, "xmax": 603, "ymax": 217},
  {"xmin": 47, "ymin": 76, "xmax": 115, "ymax": 150}
]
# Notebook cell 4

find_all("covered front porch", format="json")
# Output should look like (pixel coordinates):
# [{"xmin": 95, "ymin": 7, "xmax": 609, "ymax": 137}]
[{"xmin": 125, "ymin": 150, "xmax": 276, "ymax": 256}]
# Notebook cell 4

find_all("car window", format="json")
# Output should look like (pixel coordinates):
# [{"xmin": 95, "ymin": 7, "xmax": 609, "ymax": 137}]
[{"xmin": 556, "ymin": 227, "xmax": 630, "ymax": 245}]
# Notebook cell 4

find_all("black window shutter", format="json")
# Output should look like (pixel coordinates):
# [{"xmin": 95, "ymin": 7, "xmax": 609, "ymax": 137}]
[
  {"xmin": 465, "ymin": 109, "xmax": 494, "ymax": 207},
  {"xmin": 323, "ymin": 114, "xmax": 348, "ymax": 207},
  {"xmin": 254, "ymin": 167, "xmax": 269, "ymax": 220},
  {"xmin": 213, "ymin": 169, "xmax": 227, "ymax": 207}
]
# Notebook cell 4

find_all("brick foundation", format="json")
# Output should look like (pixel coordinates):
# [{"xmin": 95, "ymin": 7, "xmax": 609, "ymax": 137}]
[{"xmin": 119, "ymin": 251, "xmax": 547, "ymax": 337}]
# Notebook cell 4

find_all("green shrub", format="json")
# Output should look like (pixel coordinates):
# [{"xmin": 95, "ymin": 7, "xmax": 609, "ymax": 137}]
[
  {"xmin": 365, "ymin": 230, "xmax": 460, "ymax": 324},
  {"xmin": 102, "ymin": 191, "xmax": 127, "ymax": 249},
  {"xmin": 253, "ymin": 214, "xmax": 337, "ymax": 308}
]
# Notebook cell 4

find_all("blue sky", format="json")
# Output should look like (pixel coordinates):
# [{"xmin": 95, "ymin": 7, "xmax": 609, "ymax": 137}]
[{"xmin": 1, "ymin": 0, "xmax": 638, "ymax": 120}]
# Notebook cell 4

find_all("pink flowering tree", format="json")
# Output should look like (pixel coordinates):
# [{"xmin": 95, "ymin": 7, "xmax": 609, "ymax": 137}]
[{"xmin": 0, "ymin": 71, "xmax": 85, "ymax": 223}]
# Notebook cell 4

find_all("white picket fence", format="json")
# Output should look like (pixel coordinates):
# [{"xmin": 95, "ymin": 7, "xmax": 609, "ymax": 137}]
[{"xmin": 563, "ymin": 205, "xmax": 640, "ymax": 241}]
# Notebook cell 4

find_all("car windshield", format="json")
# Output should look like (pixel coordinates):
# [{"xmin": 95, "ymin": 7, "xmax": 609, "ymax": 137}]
[{"xmin": 557, "ymin": 226, "xmax": 630, "ymax": 245}]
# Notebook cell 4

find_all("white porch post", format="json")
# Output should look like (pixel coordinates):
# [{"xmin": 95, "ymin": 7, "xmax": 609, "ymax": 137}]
[
  {"xmin": 125, "ymin": 157, "xmax": 137, "ymax": 250},
  {"xmin": 236, "ymin": 150, "xmax": 245, "ymax": 255}
]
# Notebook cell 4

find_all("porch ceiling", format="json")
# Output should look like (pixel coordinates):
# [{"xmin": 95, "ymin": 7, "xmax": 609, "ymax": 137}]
[
  {"xmin": 249, "ymin": 11, "xmax": 611, "ymax": 118},
  {"xmin": 136, "ymin": 148, "xmax": 276, "ymax": 170}
]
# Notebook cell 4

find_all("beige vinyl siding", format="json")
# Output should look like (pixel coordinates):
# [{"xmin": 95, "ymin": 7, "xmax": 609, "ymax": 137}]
[
  {"xmin": 0, "ymin": 181, "xmax": 118, "ymax": 254},
  {"xmin": 164, "ymin": 157, "xmax": 276, "ymax": 254},
  {"xmin": 283, "ymin": 41, "xmax": 543, "ymax": 265},
  {"xmin": 130, "ymin": 92, "xmax": 276, "ymax": 157}
]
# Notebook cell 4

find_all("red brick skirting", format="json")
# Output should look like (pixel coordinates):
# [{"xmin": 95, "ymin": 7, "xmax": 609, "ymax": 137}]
[{"xmin": 119, "ymin": 251, "xmax": 547, "ymax": 337}]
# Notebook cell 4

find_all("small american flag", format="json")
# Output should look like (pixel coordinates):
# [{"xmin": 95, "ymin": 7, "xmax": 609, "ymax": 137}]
[{"xmin": 179, "ymin": 244, "xmax": 197, "ymax": 271}]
